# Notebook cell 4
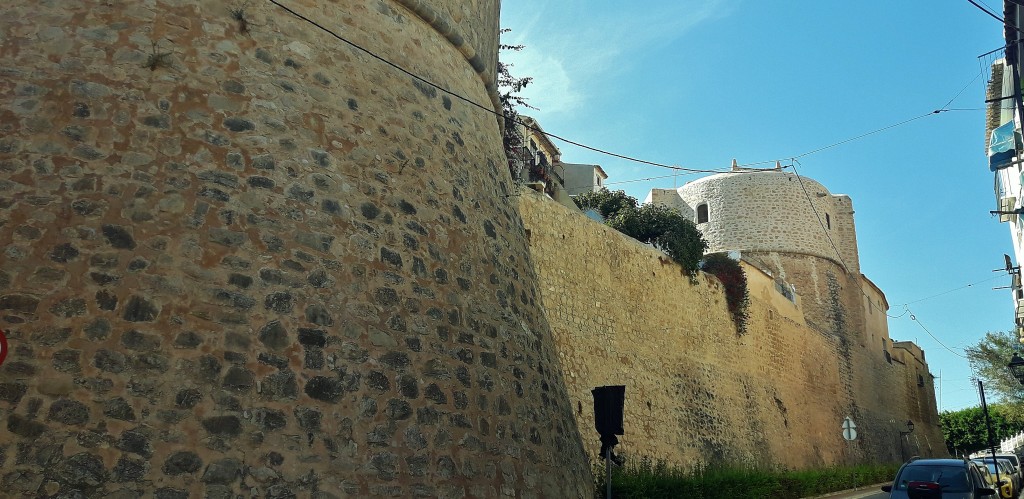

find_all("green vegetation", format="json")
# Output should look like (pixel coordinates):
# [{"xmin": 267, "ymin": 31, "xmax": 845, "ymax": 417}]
[
  {"xmin": 595, "ymin": 460, "xmax": 900, "ymax": 499},
  {"xmin": 497, "ymin": 28, "xmax": 535, "ymax": 178},
  {"xmin": 574, "ymin": 189, "xmax": 708, "ymax": 280},
  {"xmin": 700, "ymin": 253, "xmax": 750, "ymax": 333},
  {"xmin": 966, "ymin": 330, "xmax": 1024, "ymax": 422},
  {"xmin": 940, "ymin": 404, "xmax": 1024, "ymax": 456}
]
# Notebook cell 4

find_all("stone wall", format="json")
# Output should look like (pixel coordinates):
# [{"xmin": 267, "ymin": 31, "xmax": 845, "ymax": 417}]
[
  {"xmin": 0, "ymin": 1, "xmax": 594, "ymax": 497},
  {"xmin": 519, "ymin": 191, "xmax": 945, "ymax": 468}
]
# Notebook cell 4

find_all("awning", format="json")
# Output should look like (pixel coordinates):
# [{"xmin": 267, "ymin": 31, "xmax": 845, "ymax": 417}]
[{"xmin": 989, "ymin": 120, "xmax": 1022, "ymax": 171}]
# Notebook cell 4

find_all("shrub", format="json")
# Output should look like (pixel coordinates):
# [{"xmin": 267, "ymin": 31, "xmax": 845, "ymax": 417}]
[
  {"xmin": 596, "ymin": 460, "xmax": 901, "ymax": 499},
  {"xmin": 574, "ymin": 188, "xmax": 638, "ymax": 220},
  {"xmin": 575, "ymin": 189, "xmax": 707, "ymax": 278}
]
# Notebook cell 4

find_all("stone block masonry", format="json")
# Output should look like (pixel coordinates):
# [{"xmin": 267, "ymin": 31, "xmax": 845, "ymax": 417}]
[
  {"xmin": 519, "ymin": 191, "xmax": 945, "ymax": 468},
  {"xmin": 0, "ymin": 1, "xmax": 593, "ymax": 497}
]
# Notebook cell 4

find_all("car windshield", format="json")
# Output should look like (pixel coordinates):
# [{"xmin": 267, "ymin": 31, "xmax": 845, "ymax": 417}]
[{"xmin": 896, "ymin": 465, "xmax": 971, "ymax": 493}]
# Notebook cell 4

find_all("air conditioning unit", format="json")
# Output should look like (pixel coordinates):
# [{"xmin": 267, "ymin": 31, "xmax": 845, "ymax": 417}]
[
  {"xmin": 1000, "ymin": 196, "xmax": 1018, "ymax": 223},
  {"xmin": 1014, "ymin": 273, "xmax": 1022, "ymax": 291},
  {"xmin": 1016, "ymin": 298, "xmax": 1024, "ymax": 319}
]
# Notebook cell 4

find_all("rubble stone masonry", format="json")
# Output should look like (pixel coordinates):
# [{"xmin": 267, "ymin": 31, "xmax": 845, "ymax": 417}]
[{"xmin": 0, "ymin": 0, "xmax": 594, "ymax": 497}]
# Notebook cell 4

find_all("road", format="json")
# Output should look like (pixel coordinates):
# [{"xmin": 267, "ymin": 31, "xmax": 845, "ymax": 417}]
[{"xmin": 811, "ymin": 485, "xmax": 888, "ymax": 499}]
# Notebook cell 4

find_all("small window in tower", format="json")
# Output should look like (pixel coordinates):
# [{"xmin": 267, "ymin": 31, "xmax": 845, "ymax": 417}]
[
  {"xmin": 697, "ymin": 203, "xmax": 709, "ymax": 224},
  {"xmin": 825, "ymin": 213, "xmax": 831, "ymax": 229}
]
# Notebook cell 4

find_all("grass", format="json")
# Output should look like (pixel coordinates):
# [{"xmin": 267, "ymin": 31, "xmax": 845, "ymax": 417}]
[{"xmin": 595, "ymin": 458, "xmax": 901, "ymax": 498}]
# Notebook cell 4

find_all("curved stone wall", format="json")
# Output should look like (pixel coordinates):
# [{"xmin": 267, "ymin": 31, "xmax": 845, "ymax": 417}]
[
  {"xmin": 0, "ymin": 1, "xmax": 593, "ymax": 497},
  {"xmin": 678, "ymin": 171, "xmax": 861, "ymax": 275}
]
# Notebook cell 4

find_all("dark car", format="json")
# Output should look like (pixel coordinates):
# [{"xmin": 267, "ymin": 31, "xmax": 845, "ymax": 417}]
[{"xmin": 882, "ymin": 459, "xmax": 999, "ymax": 499}]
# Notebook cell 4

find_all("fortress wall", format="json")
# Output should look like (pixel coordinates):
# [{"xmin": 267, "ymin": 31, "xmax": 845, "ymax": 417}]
[
  {"xmin": 745, "ymin": 251, "xmax": 945, "ymax": 461},
  {"xmin": 0, "ymin": 1, "xmax": 594, "ymax": 497},
  {"xmin": 519, "ymin": 192, "xmax": 945, "ymax": 468}
]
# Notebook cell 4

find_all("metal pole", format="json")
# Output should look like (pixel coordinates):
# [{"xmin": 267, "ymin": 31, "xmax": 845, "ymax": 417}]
[
  {"xmin": 606, "ymin": 447, "xmax": 612, "ymax": 499},
  {"xmin": 980, "ymin": 379, "xmax": 1003, "ymax": 488}
]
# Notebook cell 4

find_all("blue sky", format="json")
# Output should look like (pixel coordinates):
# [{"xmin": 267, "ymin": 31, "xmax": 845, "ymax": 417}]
[{"xmin": 500, "ymin": 1, "xmax": 1013, "ymax": 414}]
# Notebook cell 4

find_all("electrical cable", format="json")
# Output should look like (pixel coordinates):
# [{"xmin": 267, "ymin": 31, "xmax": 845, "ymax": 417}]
[
  {"xmin": 904, "ymin": 305, "xmax": 969, "ymax": 359},
  {"xmin": 941, "ymin": 71, "xmax": 984, "ymax": 111},
  {"xmin": 967, "ymin": 0, "xmax": 1024, "ymax": 33},
  {"xmin": 269, "ymin": 0, "xmax": 979, "ymax": 180},
  {"xmin": 789, "ymin": 160, "xmax": 851, "ymax": 273},
  {"xmin": 901, "ymin": 274, "xmax": 1008, "ymax": 306},
  {"xmin": 267, "ymin": 0, "xmax": 752, "ymax": 175}
]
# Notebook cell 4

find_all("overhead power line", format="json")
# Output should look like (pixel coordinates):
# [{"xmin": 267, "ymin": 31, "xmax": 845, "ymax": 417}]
[
  {"xmin": 901, "ymin": 274, "xmax": 1007, "ymax": 306},
  {"xmin": 267, "ymin": 0, "xmax": 750, "ymax": 175},
  {"xmin": 269, "ymin": 0, "xmax": 977, "ymax": 180},
  {"xmin": 966, "ymin": 0, "xmax": 1024, "ymax": 34},
  {"xmin": 904, "ymin": 305, "xmax": 969, "ymax": 359}
]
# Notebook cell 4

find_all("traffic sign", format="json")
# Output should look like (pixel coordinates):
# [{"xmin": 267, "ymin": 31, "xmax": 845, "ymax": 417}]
[{"xmin": 842, "ymin": 416, "xmax": 857, "ymax": 441}]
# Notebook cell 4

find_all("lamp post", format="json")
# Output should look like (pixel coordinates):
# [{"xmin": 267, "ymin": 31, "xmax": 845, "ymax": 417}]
[
  {"xmin": 898, "ymin": 420, "xmax": 915, "ymax": 462},
  {"xmin": 1008, "ymin": 354, "xmax": 1024, "ymax": 385}
]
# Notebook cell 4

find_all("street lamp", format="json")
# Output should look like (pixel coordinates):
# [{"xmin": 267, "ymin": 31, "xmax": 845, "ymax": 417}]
[
  {"xmin": 1008, "ymin": 354, "xmax": 1024, "ymax": 385},
  {"xmin": 900, "ymin": 420, "xmax": 915, "ymax": 436},
  {"xmin": 897, "ymin": 420, "xmax": 916, "ymax": 462}
]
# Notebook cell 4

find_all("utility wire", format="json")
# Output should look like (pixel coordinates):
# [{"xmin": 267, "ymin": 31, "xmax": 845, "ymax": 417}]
[
  {"xmin": 269, "ymin": 0, "xmax": 978, "ymax": 180},
  {"xmin": 267, "ymin": 0, "xmax": 750, "ymax": 175},
  {"xmin": 941, "ymin": 71, "xmax": 984, "ymax": 111},
  {"xmin": 904, "ymin": 305, "xmax": 969, "ymax": 359},
  {"xmin": 789, "ymin": 160, "xmax": 850, "ymax": 273},
  {"xmin": 969, "ymin": 0, "xmax": 1009, "ymax": 24},
  {"xmin": 966, "ymin": 0, "xmax": 1024, "ymax": 34},
  {"xmin": 793, "ymin": 111, "xmax": 944, "ymax": 161},
  {"xmin": 901, "ymin": 274, "xmax": 1007, "ymax": 306}
]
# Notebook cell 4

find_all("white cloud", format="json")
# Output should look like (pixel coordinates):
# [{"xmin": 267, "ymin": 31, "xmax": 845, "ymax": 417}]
[{"xmin": 500, "ymin": 0, "xmax": 732, "ymax": 119}]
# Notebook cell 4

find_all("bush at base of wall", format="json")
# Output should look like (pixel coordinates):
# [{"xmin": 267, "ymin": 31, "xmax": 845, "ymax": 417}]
[{"xmin": 596, "ymin": 459, "xmax": 901, "ymax": 499}]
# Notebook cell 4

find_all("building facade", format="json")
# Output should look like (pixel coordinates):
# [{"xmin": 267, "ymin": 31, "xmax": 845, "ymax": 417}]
[{"xmin": 986, "ymin": 1, "xmax": 1024, "ymax": 336}]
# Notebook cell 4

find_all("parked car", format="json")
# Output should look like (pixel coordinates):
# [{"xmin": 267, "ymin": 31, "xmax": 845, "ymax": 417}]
[
  {"xmin": 971, "ymin": 460, "xmax": 1015, "ymax": 499},
  {"xmin": 882, "ymin": 458, "xmax": 998, "ymax": 498},
  {"xmin": 975, "ymin": 457, "xmax": 1021, "ymax": 498}
]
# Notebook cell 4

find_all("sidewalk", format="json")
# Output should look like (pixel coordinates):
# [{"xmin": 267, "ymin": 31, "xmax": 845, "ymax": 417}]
[{"xmin": 804, "ymin": 482, "xmax": 888, "ymax": 499}]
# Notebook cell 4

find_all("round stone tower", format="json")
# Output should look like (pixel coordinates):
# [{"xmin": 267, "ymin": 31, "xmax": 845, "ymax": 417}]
[
  {"xmin": 677, "ymin": 169, "xmax": 863, "ymax": 331},
  {"xmin": 678, "ymin": 170, "xmax": 860, "ymax": 276},
  {"xmin": 0, "ymin": 1, "xmax": 592, "ymax": 497}
]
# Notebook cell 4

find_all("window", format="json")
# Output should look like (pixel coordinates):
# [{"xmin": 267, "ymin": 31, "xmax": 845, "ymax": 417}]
[
  {"xmin": 825, "ymin": 213, "xmax": 831, "ymax": 229},
  {"xmin": 696, "ymin": 203, "xmax": 709, "ymax": 224}
]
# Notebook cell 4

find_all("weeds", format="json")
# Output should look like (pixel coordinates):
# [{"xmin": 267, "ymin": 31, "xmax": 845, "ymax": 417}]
[
  {"xmin": 596, "ymin": 459, "xmax": 900, "ymax": 498},
  {"xmin": 143, "ymin": 40, "xmax": 172, "ymax": 71},
  {"xmin": 230, "ymin": 1, "xmax": 252, "ymax": 34}
]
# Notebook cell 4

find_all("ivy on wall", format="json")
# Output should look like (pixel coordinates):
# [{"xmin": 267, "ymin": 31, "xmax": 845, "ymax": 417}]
[{"xmin": 700, "ymin": 253, "xmax": 750, "ymax": 334}]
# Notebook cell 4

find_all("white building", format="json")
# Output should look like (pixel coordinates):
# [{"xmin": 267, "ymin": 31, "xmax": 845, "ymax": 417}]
[{"xmin": 986, "ymin": 2, "xmax": 1024, "ymax": 336}]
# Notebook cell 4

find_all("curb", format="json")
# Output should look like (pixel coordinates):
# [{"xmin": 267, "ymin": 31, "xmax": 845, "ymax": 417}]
[{"xmin": 805, "ymin": 482, "xmax": 889, "ymax": 499}]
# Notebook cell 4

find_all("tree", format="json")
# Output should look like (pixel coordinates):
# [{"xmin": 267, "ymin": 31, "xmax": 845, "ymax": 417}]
[
  {"xmin": 940, "ymin": 405, "xmax": 1024, "ymax": 456},
  {"xmin": 966, "ymin": 330, "xmax": 1024, "ymax": 422},
  {"xmin": 497, "ymin": 29, "xmax": 535, "ymax": 178}
]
